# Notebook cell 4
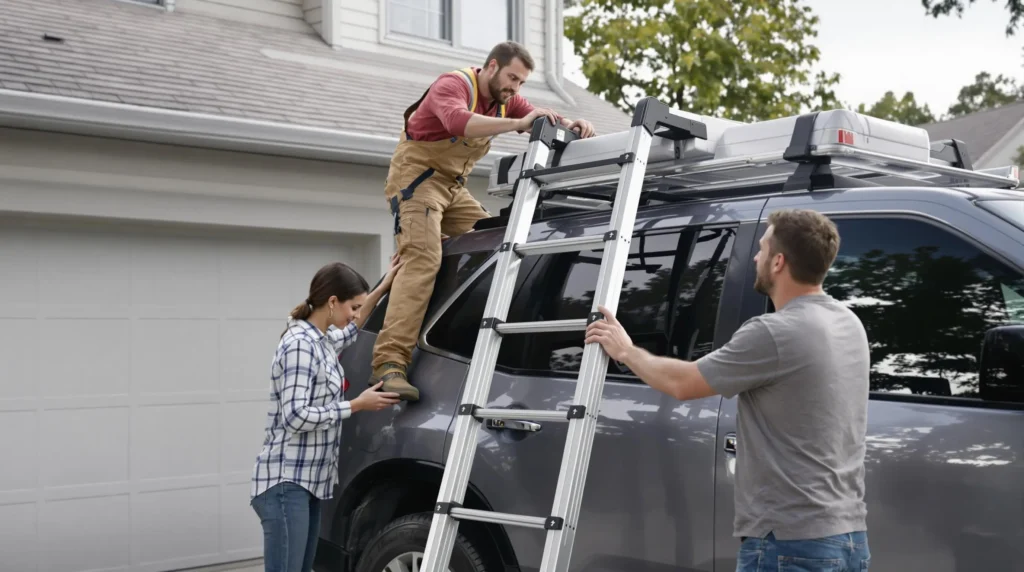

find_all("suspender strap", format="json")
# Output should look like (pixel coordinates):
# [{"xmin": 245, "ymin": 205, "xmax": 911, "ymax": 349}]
[{"xmin": 403, "ymin": 68, "xmax": 508, "ymax": 138}]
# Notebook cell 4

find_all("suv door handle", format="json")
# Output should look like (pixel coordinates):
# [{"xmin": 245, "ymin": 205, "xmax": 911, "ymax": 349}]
[
  {"xmin": 724, "ymin": 433, "xmax": 737, "ymax": 453},
  {"xmin": 485, "ymin": 419, "xmax": 541, "ymax": 432}
]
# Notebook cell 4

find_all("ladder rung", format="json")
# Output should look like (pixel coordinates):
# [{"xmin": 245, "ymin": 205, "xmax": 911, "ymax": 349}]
[
  {"xmin": 448, "ymin": 507, "xmax": 558, "ymax": 530},
  {"xmin": 471, "ymin": 408, "xmax": 581, "ymax": 422},
  {"xmin": 493, "ymin": 318, "xmax": 587, "ymax": 334},
  {"xmin": 510, "ymin": 233, "xmax": 611, "ymax": 257}
]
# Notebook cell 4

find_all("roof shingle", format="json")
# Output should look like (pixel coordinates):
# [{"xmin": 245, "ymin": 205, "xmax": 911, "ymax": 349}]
[
  {"xmin": 0, "ymin": 0, "xmax": 631, "ymax": 157},
  {"xmin": 918, "ymin": 101, "xmax": 1024, "ymax": 162}
]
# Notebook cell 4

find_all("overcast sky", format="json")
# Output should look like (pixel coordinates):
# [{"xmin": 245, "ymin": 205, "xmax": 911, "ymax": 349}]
[{"xmin": 561, "ymin": 0, "xmax": 1022, "ymax": 120}]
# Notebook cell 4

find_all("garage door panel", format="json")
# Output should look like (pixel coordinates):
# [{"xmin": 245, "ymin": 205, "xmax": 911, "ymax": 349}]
[
  {"xmin": 132, "ymin": 235, "xmax": 221, "ymax": 309},
  {"xmin": 222, "ymin": 481, "xmax": 263, "ymax": 556},
  {"xmin": 40, "ymin": 493, "xmax": 132, "ymax": 572},
  {"xmin": 42, "ymin": 407, "xmax": 129, "ymax": 488},
  {"xmin": 38, "ymin": 230, "xmax": 133, "ymax": 309},
  {"xmin": 1, "ymin": 502, "xmax": 39, "ymax": 572},
  {"xmin": 222, "ymin": 401, "xmax": 272, "ymax": 473},
  {"xmin": 133, "ymin": 404, "xmax": 220, "ymax": 480},
  {"xmin": 0, "ymin": 319, "xmax": 38, "ymax": 399},
  {"xmin": 133, "ymin": 319, "xmax": 220, "ymax": 394},
  {"xmin": 220, "ymin": 244, "xmax": 302, "ymax": 318},
  {"xmin": 0, "ymin": 228, "xmax": 39, "ymax": 306},
  {"xmin": 0, "ymin": 411, "xmax": 37, "ymax": 491},
  {"xmin": 220, "ymin": 319, "xmax": 288, "ymax": 392},
  {"xmin": 48, "ymin": 319, "xmax": 131, "ymax": 397},
  {"xmin": 135, "ymin": 485, "xmax": 221, "ymax": 565}
]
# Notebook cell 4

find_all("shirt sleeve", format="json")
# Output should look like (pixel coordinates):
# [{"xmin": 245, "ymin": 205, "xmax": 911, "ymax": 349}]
[
  {"xmin": 420, "ymin": 74, "xmax": 474, "ymax": 137},
  {"xmin": 695, "ymin": 317, "xmax": 780, "ymax": 399},
  {"xmin": 276, "ymin": 339, "xmax": 351, "ymax": 433},
  {"xmin": 326, "ymin": 322, "xmax": 359, "ymax": 354}
]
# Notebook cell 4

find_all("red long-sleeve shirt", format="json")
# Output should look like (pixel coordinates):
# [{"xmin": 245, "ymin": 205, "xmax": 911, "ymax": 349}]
[{"xmin": 405, "ymin": 68, "xmax": 560, "ymax": 141}]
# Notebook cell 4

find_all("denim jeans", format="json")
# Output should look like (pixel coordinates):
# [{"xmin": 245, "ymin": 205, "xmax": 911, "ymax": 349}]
[
  {"xmin": 251, "ymin": 482, "xmax": 322, "ymax": 572},
  {"xmin": 736, "ymin": 531, "xmax": 870, "ymax": 571}
]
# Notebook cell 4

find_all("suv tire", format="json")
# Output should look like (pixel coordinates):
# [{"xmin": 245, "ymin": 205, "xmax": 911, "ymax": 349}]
[{"xmin": 354, "ymin": 512, "xmax": 488, "ymax": 572}]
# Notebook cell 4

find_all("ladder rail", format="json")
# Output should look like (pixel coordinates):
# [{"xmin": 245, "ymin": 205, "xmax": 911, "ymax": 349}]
[
  {"xmin": 537, "ymin": 122, "xmax": 655, "ymax": 572},
  {"xmin": 419, "ymin": 122, "xmax": 560, "ymax": 572}
]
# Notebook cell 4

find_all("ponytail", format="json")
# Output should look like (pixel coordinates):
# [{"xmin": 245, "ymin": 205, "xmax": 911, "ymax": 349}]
[{"xmin": 290, "ymin": 299, "xmax": 314, "ymax": 321}]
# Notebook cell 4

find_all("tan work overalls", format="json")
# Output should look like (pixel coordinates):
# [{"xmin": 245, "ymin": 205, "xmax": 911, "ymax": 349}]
[{"xmin": 370, "ymin": 67, "xmax": 506, "ymax": 401}]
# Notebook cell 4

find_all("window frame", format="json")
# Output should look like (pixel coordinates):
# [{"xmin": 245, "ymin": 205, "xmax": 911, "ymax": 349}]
[
  {"xmin": 418, "ymin": 222, "xmax": 740, "ymax": 384},
  {"xmin": 380, "ymin": 0, "xmax": 526, "ymax": 61},
  {"xmin": 818, "ymin": 210, "xmax": 1024, "ymax": 411}
]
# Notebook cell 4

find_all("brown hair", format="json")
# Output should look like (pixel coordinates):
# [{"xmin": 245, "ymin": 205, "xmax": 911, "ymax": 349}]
[
  {"xmin": 485, "ymin": 41, "xmax": 535, "ymax": 71},
  {"xmin": 766, "ymin": 209, "xmax": 841, "ymax": 285},
  {"xmin": 289, "ymin": 262, "xmax": 370, "ymax": 321}
]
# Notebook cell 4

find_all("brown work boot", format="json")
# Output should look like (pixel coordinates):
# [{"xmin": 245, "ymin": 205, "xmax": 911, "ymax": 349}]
[{"xmin": 369, "ymin": 362, "xmax": 420, "ymax": 402}]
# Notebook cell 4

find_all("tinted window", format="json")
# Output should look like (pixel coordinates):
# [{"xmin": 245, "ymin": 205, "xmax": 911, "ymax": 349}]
[
  {"xmin": 425, "ymin": 226, "xmax": 736, "ymax": 378},
  {"xmin": 362, "ymin": 250, "xmax": 492, "ymax": 334},
  {"xmin": 824, "ymin": 217, "xmax": 1024, "ymax": 400},
  {"xmin": 423, "ymin": 256, "xmax": 536, "ymax": 363}
]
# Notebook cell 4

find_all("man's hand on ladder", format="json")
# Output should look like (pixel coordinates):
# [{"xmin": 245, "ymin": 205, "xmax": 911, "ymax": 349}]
[{"xmin": 584, "ymin": 305, "xmax": 634, "ymax": 362}]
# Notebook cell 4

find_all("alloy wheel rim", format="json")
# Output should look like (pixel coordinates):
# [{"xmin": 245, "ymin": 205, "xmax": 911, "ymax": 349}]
[{"xmin": 382, "ymin": 550, "xmax": 454, "ymax": 572}]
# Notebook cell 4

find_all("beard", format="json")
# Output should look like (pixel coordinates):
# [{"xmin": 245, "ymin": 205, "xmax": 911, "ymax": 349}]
[
  {"xmin": 753, "ymin": 264, "xmax": 773, "ymax": 296},
  {"xmin": 488, "ymin": 77, "xmax": 515, "ymax": 103}
]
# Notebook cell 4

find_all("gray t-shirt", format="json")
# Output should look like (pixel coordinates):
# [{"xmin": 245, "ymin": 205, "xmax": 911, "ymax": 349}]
[{"xmin": 696, "ymin": 293, "xmax": 870, "ymax": 540}]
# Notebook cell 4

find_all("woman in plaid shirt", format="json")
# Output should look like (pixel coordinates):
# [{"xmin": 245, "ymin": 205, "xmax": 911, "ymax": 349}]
[{"xmin": 250, "ymin": 255, "xmax": 403, "ymax": 572}]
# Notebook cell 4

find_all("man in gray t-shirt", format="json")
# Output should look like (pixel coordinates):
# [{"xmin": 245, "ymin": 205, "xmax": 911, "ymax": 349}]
[{"xmin": 586, "ymin": 208, "xmax": 872, "ymax": 570}]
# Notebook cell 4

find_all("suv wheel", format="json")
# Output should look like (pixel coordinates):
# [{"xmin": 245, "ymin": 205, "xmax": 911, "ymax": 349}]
[{"xmin": 354, "ymin": 512, "xmax": 488, "ymax": 572}]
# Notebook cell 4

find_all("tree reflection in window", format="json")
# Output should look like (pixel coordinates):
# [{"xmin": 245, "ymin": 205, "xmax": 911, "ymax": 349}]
[
  {"xmin": 535, "ymin": 226, "xmax": 736, "ymax": 378},
  {"xmin": 824, "ymin": 217, "xmax": 1024, "ymax": 399}
]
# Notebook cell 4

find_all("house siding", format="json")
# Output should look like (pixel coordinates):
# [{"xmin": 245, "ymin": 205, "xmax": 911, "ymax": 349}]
[
  {"xmin": 176, "ymin": 0, "xmax": 309, "ymax": 32},
  {"xmin": 304, "ymin": 0, "xmax": 323, "ymax": 34},
  {"xmin": 337, "ymin": 0, "xmax": 549, "ymax": 73}
]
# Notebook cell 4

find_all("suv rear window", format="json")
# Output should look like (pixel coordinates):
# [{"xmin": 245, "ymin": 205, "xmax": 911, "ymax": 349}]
[
  {"xmin": 361, "ymin": 250, "xmax": 492, "ymax": 334},
  {"xmin": 978, "ymin": 199, "xmax": 1024, "ymax": 231}
]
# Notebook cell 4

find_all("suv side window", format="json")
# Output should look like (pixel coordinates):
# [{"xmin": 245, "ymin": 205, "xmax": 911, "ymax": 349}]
[
  {"xmin": 362, "ymin": 250, "xmax": 493, "ymax": 334},
  {"xmin": 824, "ymin": 216, "xmax": 1024, "ymax": 402},
  {"xmin": 518, "ymin": 226, "xmax": 736, "ymax": 378},
  {"xmin": 426, "ymin": 225, "xmax": 737, "ymax": 380}
]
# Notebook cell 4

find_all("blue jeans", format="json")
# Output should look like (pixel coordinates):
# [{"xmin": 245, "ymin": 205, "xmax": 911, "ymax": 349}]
[
  {"xmin": 250, "ymin": 482, "xmax": 322, "ymax": 572},
  {"xmin": 737, "ymin": 531, "xmax": 871, "ymax": 571}
]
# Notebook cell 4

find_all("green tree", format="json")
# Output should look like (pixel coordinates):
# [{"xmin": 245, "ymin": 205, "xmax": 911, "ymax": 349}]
[
  {"xmin": 856, "ymin": 91, "xmax": 936, "ymax": 125},
  {"xmin": 1013, "ymin": 145, "xmax": 1024, "ymax": 169},
  {"xmin": 947, "ymin": 71, "xmax": 1023, "ymax": 118},
  {"xmin": 564, "ymin": 0, "xmax": 842, "ymax": 121},
  {"xmin": 921, "ymin": 0, "xmax": 1024, "ymax": 36}
]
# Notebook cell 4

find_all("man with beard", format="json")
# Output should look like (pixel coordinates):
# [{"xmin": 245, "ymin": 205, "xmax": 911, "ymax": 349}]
[
  {"xmin": 585, "ymin": 208, "xmax": 872, "ymax": 571},
  {"xmin": 370, "ymin": 41, "xmax": 596, "ymax": 401}
]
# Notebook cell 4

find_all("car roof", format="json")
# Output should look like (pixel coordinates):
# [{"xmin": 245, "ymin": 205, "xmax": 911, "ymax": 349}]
[{"xmin": 443, "ymin": 184, "xmax": 1021, "ymax": 256}]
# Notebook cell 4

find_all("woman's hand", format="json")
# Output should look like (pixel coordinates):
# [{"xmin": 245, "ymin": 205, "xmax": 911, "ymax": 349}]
[
  {"xmin": 381, "ymin": 252, "xmax": 403, "ymax": 289},
  {"xmin": 350, "ymin": 381, "xmax": 401, "ymax": 412}
]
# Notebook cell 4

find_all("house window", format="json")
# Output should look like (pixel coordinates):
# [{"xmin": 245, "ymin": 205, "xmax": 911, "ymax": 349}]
[
  {"xmin": 387, "ymin": 0, "xmax": 451, "ymax": 42},
  {"xmin": 386, "ymin": 0, "xmax": 520, "ymax": 54}
]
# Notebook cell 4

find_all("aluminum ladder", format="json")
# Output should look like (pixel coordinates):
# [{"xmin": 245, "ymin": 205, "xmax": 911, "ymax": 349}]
[{"xmin": 418, "ymin": 97, "xmax": 709, "ymax": 572}]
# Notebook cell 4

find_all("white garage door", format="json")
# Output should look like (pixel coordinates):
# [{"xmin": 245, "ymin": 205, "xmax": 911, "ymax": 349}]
[{"xmin": 0, "ymin": 216, "xmax": 375, "ymax": 572}]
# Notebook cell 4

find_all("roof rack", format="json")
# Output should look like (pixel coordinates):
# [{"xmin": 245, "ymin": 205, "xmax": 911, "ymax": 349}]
[{"xmin": 484, "ymin": 98, "xmax": 1021, "ymax": 217}]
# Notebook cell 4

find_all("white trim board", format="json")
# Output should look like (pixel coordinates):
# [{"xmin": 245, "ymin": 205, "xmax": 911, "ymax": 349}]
[{"xmin": 0, "ymin": 89, "xmax": 509, "ymax": 177}]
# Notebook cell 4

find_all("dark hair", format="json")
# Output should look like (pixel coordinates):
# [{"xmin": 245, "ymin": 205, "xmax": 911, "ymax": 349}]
[
  {"xmin": 484, "ymin": 41, "xmax": 535, "ymax": 71},
  {"xmin": 766, "ymin": 209, "xmax": 841, "ymax": 285},
  {"xmin": 289, "ymin": 262, "xmax": 370, "ymax": 321}
]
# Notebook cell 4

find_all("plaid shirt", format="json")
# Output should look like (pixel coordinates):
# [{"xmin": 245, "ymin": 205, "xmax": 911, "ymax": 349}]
[{"xmin": 250, "ymin": 319, "xmax": 359, "ymax": 500}]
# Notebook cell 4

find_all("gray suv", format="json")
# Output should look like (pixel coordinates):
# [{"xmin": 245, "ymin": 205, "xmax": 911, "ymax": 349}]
[{"xmin": 313, "ymin": 138, "xmax": 1024, "ymax": 572}]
